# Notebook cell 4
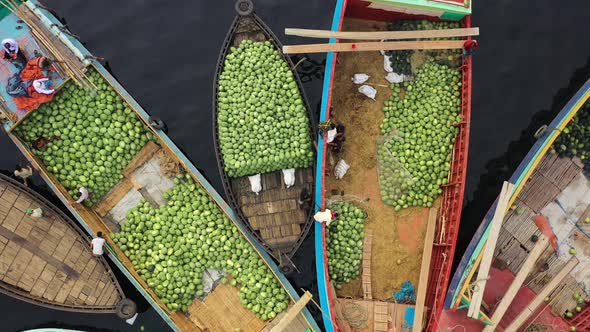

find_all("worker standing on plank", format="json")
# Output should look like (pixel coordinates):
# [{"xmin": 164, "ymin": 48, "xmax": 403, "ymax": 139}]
[
  {"xmin": 14, "ymin": 164, "xmax": 33, "ymax": 186},
  {"xmin": 463, "ymin": 39, "xmax": 478, "ymax": 57},
  {"xmin": 91, "ymin": 232, "xmax": 106, "ymax": 257},
  {"xmin": 75, "ymin": 187, "xmax": 90, "ymax": 204},
  {"xmin": 2, "ymin": 38, "xmax": 26, "ymax": 70}
]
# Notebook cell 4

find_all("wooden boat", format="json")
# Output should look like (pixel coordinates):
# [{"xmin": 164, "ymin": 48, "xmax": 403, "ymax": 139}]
[
  {"xmin": 0, "ymin": 173, "xmax": 125, "ymax": 314},
  {"xmin": 0, "ymin": 1, "xmax": 320, "ymax": 331},
  {"xmin": 440, "ymin": 79, "xmax": 590, "ymax": 331},
  {"xmin": 212, "ymin": 0, "xmax": 316, "ymax": 270},
  {"xmin": 313, "ymin": 1, "xmax": 472, "ymax": 331}
]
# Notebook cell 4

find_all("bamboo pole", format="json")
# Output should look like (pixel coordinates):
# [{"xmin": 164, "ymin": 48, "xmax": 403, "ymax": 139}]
[
  {"xmin": 468, "ymin": 182, "xmax": 514, "ymax": 318},
  {"xmin": 412, "ymin": 207, "xmax": 438, "ymax": 332},
  {"xmin": 483, "ymin": 235, "xmax": 550, "ymax": 332},
  {"xmin": 270, "ymin": 291, "xmax": 313, "ymax": 332},
  {"xmin": 504, "ymin": 257, "xmax": 579, "ymax": 332},
  {"xmin": 285, "ymin": 27, "xmax": 479, "ymax": 40},
  {"xmin": 283, "ymin": 40, "xmax": 465, "ymax": 54}
]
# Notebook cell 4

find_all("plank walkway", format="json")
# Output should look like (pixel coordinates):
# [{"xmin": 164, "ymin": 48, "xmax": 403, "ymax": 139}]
[
  {"xmin": 0, "ymin": 176, "xmax": 122, "ymax": 312},
  {"xmin": 362, "ymin": 230, "xmax": 373, "ymax": 300},
  {"xmin": 232, "ymin": 168, "xmax": 314, "ymax": 255}
]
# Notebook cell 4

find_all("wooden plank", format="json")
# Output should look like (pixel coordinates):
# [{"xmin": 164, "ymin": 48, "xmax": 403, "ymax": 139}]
[
  {"xmin": 94, "ymin": 177, "xmax": 134, "ymax": 217},
  {"xmin": 483, "ymin": 235, "xmax": 549, "ymax": 332},
  {"xmin": 362, "ymin": 230, "xmax": 373, "ymax": 300},
  {"xmin": 285, "ymin": 27, "xmax": 479, "ymax": 40},
  {"xmin": 504, "ymin": 257, "xmax": 578, "ymax": 332},
  {"xmin": 468, "ymin": 182, "xmax": 514, "ymax": 318},
  {"xmin": 283, "ymin": 40, "xmax": 466, "ymax": 54},
  {"xmin": 122, "ymin": 141, "xmax": 161, "ymax": 178},
  {"xmin": 413, "ymin": 207, "xmax": 438, "ymax": 331},
  {"xmin": 269, "ymin": 291, "xmax": 312, "ymax": 332},
  {"xmin": 374, "ymin": 301, "xmax": 389, "ymax": 332}
]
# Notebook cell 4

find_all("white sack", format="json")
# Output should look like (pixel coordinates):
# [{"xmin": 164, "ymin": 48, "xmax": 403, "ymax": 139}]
[
  {"xmin": 248, "ymin": 174, "xmax": 262, "ymax": 194},
  {"xmin": 352, "ymin": 73, "xmax": 369, "ymax": 84},
  {"xmin": 314, "ymin": 209, "xmax": 334, "ymax": 226},
  {"xmin": 386, "ymin": 72, "xmax": 405, "ymax": 83},
  {"xmin": 383, "ymin": 53, "xmax": 393, "ymax": 73},
  {"xmin": 334, "ymin": 159, "xmax": 350, "ymax": 179},
  {"xmin": 358, "ymin": 85, "xmax": 377, "ymax": 100},
  {"xmin": 282, "ymin": 168, "xmax": 296, "ymax": 188},
  {"xmin": 327, "ymin": 128, "xmax": 337, "ymax": 143}
]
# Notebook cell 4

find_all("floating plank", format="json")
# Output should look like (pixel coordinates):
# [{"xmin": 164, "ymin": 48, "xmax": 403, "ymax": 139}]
[
  {"xmin": 284, "ymin": 27, "xmax": 479, "ymax": 40},
  {"xmin": 468, "ymin": 182, "xmax": 514, "ymax": 318},
  {"xmin": 483, "ymin": 234, "xmax": 549, "ymax": 332},
  {"xmin": 269, "ymin": 291, "xmax": 312, "ymax": 332},
  {"xmin": 412, "ymin": 207, "xmax": 438, "ymax": 332},
  {"xmin": 283, "ymin": 40, "xmax": 466, "ymax": 54},
  {"xmin": 504, "ymin": 257, "xmax": 579, "ymax": 332}
]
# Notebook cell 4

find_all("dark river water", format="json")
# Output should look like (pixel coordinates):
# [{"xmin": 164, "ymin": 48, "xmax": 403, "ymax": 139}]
[{"xmin": 2, "ymin": 0, "xmax": 590, "ymax": 331}]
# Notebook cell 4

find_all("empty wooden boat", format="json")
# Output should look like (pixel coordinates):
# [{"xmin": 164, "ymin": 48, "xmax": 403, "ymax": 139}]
[
  {"xmin": 0, "ymin": 173, "xmax": 125, "ymax": 314},
  {"xmin": 440, "ymin": 78, "xmax": 590, "ymax": 331},
  {"xmin": 213, "ymin": 0, "xmax": 316, "ymax": 271}
]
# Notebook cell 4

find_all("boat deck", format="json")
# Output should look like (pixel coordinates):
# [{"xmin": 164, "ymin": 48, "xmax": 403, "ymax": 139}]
[
  {"xmin": 232, "ymin": 168, "xmax": 313, "ymax": 256},
  {"xmin": 326, "ymin": 17, "xmax": 430, "ymax": 300},
  {"xmin": 334, "ymin": 299, "xmax": 416, "ymax": 332},
  {"xmin": 0, "ymin": 176, "xmax": 122, "ymax": 312},
  {"xmin": 0, "ymin": 11, "xmax": 67, "ymax": 126}
]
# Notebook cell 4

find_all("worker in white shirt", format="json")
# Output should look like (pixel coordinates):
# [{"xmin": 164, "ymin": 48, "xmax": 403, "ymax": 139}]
[
  {"xmin": 26, "ymin": 207, "xmax": 44, "ymax": 218},
  {"xmin": 2, "ymin": 38, "xmax": 26, "ymax": 70},
  {"xmin": 32, "ymin": 78, "xmax": 55, "ymax": 95},
  {"xmin": 14, "ymin": 164, "xmax": 33, "ymax": 186},
  {"xmin": 75, "ymin": 187, "xmax": 89, "ymax": 204},
  {"xmin": 313, "ymin": 208, "xmax": 337, "ymax": 226},
  {"xmin": 91, "ymin": 232, "xmax": 106, "ymax": 257}
]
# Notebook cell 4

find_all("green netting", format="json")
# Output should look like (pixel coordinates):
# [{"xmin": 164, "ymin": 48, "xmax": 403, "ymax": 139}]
[{"xmin": 377, "ymin": 131, "xmax": 414, "ymax": 209}]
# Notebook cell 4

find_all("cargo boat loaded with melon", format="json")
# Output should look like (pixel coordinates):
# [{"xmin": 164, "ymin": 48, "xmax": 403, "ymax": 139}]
[
  {"xmin": 313, "ymin": 0, "xmax": 472, "ymax": 331},
  {"xmin": 0, "ymin": 1, "xmax": 319, "ymax": 331}
]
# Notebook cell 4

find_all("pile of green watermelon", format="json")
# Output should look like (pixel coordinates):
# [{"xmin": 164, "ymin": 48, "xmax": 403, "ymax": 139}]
[
  {"xmin": 378, "ymin": 58, "xmax": 462, "ymax": 209},
  {"xmin": 385, "ymin": 19, "xmax": 463, "ymax": 75},
  {"xmin": 552, "ymin": 100, "xmax": 590, "ymax": 169},
  {"xmin": 14, "ymin": 68, "xmax": 153, "ymax": 206},
  {"xmin": 217, "ymin": 40, "xmax": 313, "ymax": 177},
  {"xmin": 112, "ymin": 173, "xmax": 290, "ymax": 318},
  {"xmin": 326, "ymin": 202, "xmax": 367, "ymax": 288}
]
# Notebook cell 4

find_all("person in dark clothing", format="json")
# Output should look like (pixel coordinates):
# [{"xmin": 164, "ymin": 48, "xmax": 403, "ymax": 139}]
[
  {"xmin": 463, "ymin": 39, "xmax": 478, "ymax": 57},
  {"xmin": 2, "ymin": 38, "xmax": 27, "ymax": 71},
  {"xmin": 298, "ymin": 188, "xmax": 312, "ymax": 211}
]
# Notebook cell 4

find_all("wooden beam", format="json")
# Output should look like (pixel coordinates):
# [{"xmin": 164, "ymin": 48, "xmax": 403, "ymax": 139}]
[
  {"xmin": 285, "ymin": 27, "xmax": 479, "ymax": 40},
  {"xmin": 483, "ymin": 235, "xmax": 549, "ymax": 332},
  {"xmin": 468, "ymin": 182, "xmax": 514, "ymax": 318},
  {"xmin": 270, "ymin": 291, "xmax": 313, "ymax": 332},
  {"xmin": 412, "ymin": 207, "xmax": 438, "ymax": 332},
  {"xmin": 283, "ymin": 40, "xmax": 465, "ymax": 54},
  {"xmin": 504, "ymin": 257, "xmax": 579, "ymax": 332}
]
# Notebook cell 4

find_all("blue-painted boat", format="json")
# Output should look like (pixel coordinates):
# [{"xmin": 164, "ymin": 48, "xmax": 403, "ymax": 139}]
[
  {"xmin": 0, "ymin": 1, "xmax": 320, "ymax": 331},
  {"xmin": 440, "ymin": 79, "xmax": 590, "ymax": 331}
]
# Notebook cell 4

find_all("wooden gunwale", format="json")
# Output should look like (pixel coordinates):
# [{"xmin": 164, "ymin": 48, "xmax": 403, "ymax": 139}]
[
  {"xmin": 212, "ymin": 11, "xmax": 317, "ymax": 261},
  {"xmin": 0, "ymin": 173, "xmax": 124, "ymax": 313}
]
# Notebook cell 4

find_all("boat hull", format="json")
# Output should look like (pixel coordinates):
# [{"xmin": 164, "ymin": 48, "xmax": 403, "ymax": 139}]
[{"xmin": 313, "ymin": 1, "xmax": 472, "ymax": 331}]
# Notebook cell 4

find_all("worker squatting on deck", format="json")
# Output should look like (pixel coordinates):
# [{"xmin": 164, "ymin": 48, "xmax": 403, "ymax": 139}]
[{"xmin": 2, "ymin": 39, "xmax": 58, "ymax": 111}]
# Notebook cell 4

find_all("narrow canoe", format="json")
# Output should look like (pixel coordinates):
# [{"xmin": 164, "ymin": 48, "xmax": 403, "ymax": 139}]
[
  {"xmin": 0, "ymin": 173, "xmax": 125, "ymax": 314},
  {"xmin": 314, "ymin": 1, "xmax": 472, "ymax": 331},
  {"xmin": 441, "ymin": 78, "xmax": 590, "ymax": 331},
  {"xmin": 0, "ymin": 1, "xmax": 320, "ymax": 331},
  {"xmin": 212, "ymin": 0, "xmax": 316, "ymax": 270}
]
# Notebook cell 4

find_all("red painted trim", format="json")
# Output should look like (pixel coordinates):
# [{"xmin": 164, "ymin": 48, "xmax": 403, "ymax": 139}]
[
  {"xmin": 425, "ymin": 14, "xmax": 472, "ymax": 332},
  {"xmin": 347, "ymin": 0, "xmax": 449, "ymax": 21}
]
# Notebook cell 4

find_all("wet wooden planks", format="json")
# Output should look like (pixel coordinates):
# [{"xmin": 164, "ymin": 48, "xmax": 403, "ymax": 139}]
[
  {"xmin": 187, "ymin": 283, "xmax": 265, "ymax": 332},
  {"xmin": 232, "ymin": 168, "xmax": 313, "ymax": 253},
  {"xmin": 0, "ymin": 179, "xmax": 121, "ymax": 310}
]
